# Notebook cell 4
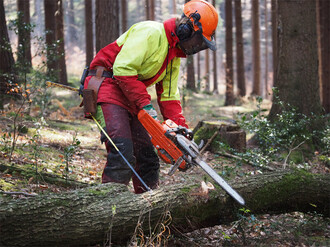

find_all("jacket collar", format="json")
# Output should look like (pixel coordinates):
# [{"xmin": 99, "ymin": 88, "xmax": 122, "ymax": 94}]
[{"xmin": 164, "ymin": 18, "xmax": 186, "ymax": 58}]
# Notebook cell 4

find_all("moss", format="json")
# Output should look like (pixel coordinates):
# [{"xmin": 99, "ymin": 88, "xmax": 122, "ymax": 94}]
[
  {"xmin": 88, "ymin": 188, "xmax": 109, "ymax": 196},
  {"xmin": 194, "ymin": 127, "xmax": 222, "ymax": 151},
  {"xmin": 0, "ymin": 180, "xmax": 15, "ymax": 191},
  {"xmin": 180, "ymin": 184, "xmax": 199, "ymax": 194},
  {"xmin": 47, "ymin": 120, "xmax": 91, "ymax": 132},
  {"xmin": 251, "ymin": 170, "xmax": 314, "ymax": 209}
]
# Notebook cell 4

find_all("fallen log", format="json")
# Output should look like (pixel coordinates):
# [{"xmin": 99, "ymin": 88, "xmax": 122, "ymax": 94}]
[{"xmin": 0, "ymin": 169, "xmax": 329, "ymax": 247}]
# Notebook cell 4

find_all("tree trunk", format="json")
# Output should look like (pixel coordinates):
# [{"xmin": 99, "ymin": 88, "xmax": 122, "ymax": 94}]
[
  {"xmin": 67, "ymin": 0, "xmax": 77, "ymax": 45},
  {"xmin": 316, "ymin": 0, "xmax": 330, "ymax": 114},
  {"xmin": 234, "ymin": 0, "xmax": 246, "ymax": 97},
  {"xmin": 145, "ymin": 0, "xmax": 155, "ymax": 20},
  {"xmin": 185, "ymin": 0, "xmax": 195, "ymax": 92},
  {"xmin": 85, "ymin": 0, "xmax": 94, "ymax": 66},
  {"xmin": 1, "ymin": 170, "xmax": 328, "ymax": 247},
  {"xmin": 251, "ymin": 0, "xmax": 261, "ymax": 96},
  {"xmin": 204, "ymin": 49, "xmax": 210, "ymax": 92},
  {"xmin": 271, "ymin": 0, "xmax": 278, "ymax": 89},
  {"xmin": 0, "ymin": 0, "xmax": 15, "ymax": 109},
  {"xmin": 95, "ymin": 0, "xmax": 119, "ymax": 52},
  {"xmin": 121, "ymin": 0, "xmax": 127, "ymax": 33},
  {"xmin": 55, "ymin": 0, "xmax": 68, "ymax": 85},
  {"xmin": 44, "ymin": 0, "xmax": 57, "ymax": 79},
  {"xmin": 17, "ymin": 0, "xmax": 32, "ymax": 69},
  {"xmin": 212, "ymin": 0, "xmax": 218, "ymax": 94},
  {"xmin": 197, "ymin": 53, "xmax": 201, "ymax": 91},
  {"xmin": 149, "ymin": 0, "xmax": 155, "ymax": 21},
  {"xmin": 264, "ymin": 0, "xmax": 269, "ymax": 98},
  {"xmin": 225, "ymin": 0, "xmax": 234, "ymax": 105},
  {"xmin": 186, "ymin": 56, "xmax": 196, "ymax": 91},
  {"xmin": 172, "ymin": 0, "xmax": 176, "ymax": 15},
  {"xmin": 268, "ymin": 0, "xmax": 322, "ymax": 119}
]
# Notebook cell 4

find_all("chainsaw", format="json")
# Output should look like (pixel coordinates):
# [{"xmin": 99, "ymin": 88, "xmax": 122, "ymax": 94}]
[{"xmin": 138, "ymin": 109, "xmax": 245, "ymax": 205}]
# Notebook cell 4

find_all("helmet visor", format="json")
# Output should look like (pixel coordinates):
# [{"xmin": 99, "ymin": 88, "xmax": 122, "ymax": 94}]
[
  {"xmin": 202, "ymin": 33, "xmax": 216, "ymax": 51},
  {"xmin": 179, "ymin": 31, "xmax": 212, "ymax": 55}
]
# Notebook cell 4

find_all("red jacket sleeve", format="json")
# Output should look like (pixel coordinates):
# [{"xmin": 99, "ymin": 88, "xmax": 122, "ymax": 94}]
[
  {"xmin": 114, "ymin": 75, "xmax": 151, "ymax": 109},
  {"xmin": 156, "ymin": 82, "xmax": 188, "ymax": 128}
]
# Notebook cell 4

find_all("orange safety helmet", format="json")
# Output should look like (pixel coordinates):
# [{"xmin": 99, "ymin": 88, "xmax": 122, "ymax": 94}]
[{"xmin": 183, "ymin": 0, "xmax": 219, "ymax": 50}]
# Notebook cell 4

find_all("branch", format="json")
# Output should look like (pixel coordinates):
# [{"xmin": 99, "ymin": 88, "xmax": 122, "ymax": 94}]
[
  {"xmin": 215, "ymin": 151, "xmax": 275, "ymax": 171},
  {"xmin": 0, "ymin": 191, "xmax": 37, "ymax": 197},
  {"xmin": 283, "ymin": 141, "xmax": 305, "ymax": 169}
]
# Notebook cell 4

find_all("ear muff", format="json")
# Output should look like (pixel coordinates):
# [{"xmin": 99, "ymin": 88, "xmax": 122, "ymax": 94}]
[
  {"xmin": 190, "ymin": 12, "xmax": 202, "ymax": 32},
  {"xmin": 176, "ymin": 12, "xmax": 203, "ymax": 41},
  {"xmin": 176, "ymin": 22, "xmax": 193, "ymax": 41}
]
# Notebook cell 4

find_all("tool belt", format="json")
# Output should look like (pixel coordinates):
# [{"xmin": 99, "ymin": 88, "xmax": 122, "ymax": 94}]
[{"xmin": 81, "ymin": 66, "xmax": 113, "ymax": 119}]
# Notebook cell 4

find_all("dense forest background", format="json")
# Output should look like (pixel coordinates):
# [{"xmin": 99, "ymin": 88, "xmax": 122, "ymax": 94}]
[
  {"xmin": 1, "ymin": 0, "xmax": 329, "ymax": 112},
  {"xmin": 2, "ymin": 0, "xmax": 280, "ymax": 98}
]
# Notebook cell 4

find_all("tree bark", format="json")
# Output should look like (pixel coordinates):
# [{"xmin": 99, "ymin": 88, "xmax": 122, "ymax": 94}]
[
  {"xmin": 251, "ymin": 0, "xmax": 261, "ymax": 96},
  {"xmin": 17, "ymin": 0, "xmax": 32, "ymax": 69},
  {"xmin": 44, "ymin": 0, "xmax": 57, "ymax": 79},
  {"xmin": 316, "ymin": 0, "xmax": 330, "ymax": 114},
  {"xmin": 212, "ymin": 0, "xmax": 218, "ymax": 94},
  {"xmin": 121, "ymin": 0, "xmax": 127, "ymax": 33},
  {"xmin": 0, "ymin": 0, "xmax": 15, "ymax": 109},
  {"xmin": 1, "ymin": 170, "xmax": 329, "ymax": 247},
  {"xmin": 67, "ymin": 0, "xmax": 78, "ymax": 45},
  {"xmin": 225, "ymin": 0, "xmax": 234, "ymax": 105},
  {"xmin": 85, "ymin": 0, "xmax": 94, "ymax": 66},
  {"xmin": 268, "ymin": 0, "xmax": 322, "ymax": 119},
  {"xmin": 204, "ymin": 49, "xmax": 210, "ymax": 92},
  {"xmin": 186, "ymin": 56, "xmax": 196, "ymax": 91},
  {"xmin": 55, "ymin": 0, "xmax": 68, "ymax": 85},
  {"xmin": 234, "ymin": 0, "xmax": 246, "ymax": 97},
  {"xmin": 95, "ymin": 0, "xmax": 119, "ymax": 52},
  {"xmin": 271, "ymin": 0, "xmax": 278, "ymax": 89}
]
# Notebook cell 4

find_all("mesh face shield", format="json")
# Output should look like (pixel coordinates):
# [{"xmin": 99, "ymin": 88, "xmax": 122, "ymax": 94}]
[{"xmin": 178, "ymin": 30, "xmax": 213, "ymax": 55}]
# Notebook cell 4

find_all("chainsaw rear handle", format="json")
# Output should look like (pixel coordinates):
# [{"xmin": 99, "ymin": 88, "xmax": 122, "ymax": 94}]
[{"xmin": 137, "ymin": 109, "xmax": 187, "ymax": 170}]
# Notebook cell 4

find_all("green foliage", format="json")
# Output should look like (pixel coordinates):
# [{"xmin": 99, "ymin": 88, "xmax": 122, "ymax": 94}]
[
  {"xmin": 28, "ymin": 122, "xmax": 42, "ymax": 174},
  {"xmin": 237, "ymin": 90, "xmax": 329, "ymax": 166},
  {"xmin": 0, "ymin": 133, "xmax": 12, "ymax": 154},
  {"xmin": 62, "ymin": 133, "xmax": 81, "ymax": 181}
]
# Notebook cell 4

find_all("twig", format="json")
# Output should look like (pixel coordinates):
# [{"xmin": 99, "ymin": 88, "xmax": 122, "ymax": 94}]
[
  {"xmin": 283, "ymin": 141, "xmax": 305, "ymax": 169},
  {"xmin": 200, "ymin": 130, "xmax": 219, "ymax": 154},
  {"xmin": 0, "ymin": 191, "xmax": 37, "ymax": 197},
  {"xmin": 215, "ymin": 151, "xmax": 275, "ymax": 171}
]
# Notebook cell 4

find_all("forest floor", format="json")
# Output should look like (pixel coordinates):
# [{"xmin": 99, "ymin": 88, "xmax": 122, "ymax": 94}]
[{"xmin": 0, "ymin": 89, "xmax": 329, "ymax": 247}]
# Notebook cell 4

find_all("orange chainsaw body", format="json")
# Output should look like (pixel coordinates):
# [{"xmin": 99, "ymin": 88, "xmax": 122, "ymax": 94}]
[{"xmin": 137, "ymin": 110, "xmax": 186, "ymax": 169}]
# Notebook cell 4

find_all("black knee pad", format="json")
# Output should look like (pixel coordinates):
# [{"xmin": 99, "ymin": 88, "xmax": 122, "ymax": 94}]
[
  {"xmin": 104, "ymin": 138, "xmax": 136, "ymax": 183},
  {"xmin": 136, "ymin": 145, "xmax": 160, "ymax": 184}
]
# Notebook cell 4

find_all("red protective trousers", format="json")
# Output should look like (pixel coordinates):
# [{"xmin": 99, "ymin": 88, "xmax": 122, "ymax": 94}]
[{"xmin": 100, "ymin": 103, "xmax": 160, "ymax": 193}]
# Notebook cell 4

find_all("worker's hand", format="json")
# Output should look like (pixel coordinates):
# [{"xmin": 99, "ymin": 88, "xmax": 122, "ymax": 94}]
[{"xmin": 143, "ymin": 104, "xmax": 158, "ymax": 120}]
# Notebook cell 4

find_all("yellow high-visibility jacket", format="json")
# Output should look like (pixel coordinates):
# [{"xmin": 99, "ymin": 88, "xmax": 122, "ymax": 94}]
[{"xmin": 85, "ymin": 18, "xmax": 188, "ymax": 127}]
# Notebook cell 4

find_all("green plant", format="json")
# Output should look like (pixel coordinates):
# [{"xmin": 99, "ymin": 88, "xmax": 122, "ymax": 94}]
[
  {"xmin": 62, "ymin": 133, "xmax": 80, "ymax": 181},
  {"xmin": 0, "ymin": 133, "xmax": 12, "ymax": 154},
  {"xmin": 29, "ymin": 122, "xmax": 42, "ymax": 174},
  {"xmin": 237, "ymin": 90, "xmax": 328, "ymax": 167},
  {"xmin": 105, "ymin": 205, "xmax": 117, "ymax": 247}
]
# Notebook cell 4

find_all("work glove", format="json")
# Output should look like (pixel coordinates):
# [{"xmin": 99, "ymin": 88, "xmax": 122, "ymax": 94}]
[{"xmin": 143, "ymin": 104, "xmax": 158, "ymax": 120}]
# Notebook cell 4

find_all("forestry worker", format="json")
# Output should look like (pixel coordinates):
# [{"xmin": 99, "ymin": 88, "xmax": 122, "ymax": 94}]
[{"xmin": 83, "ymin": 0, "xmax": 219, "ymax": 193}]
